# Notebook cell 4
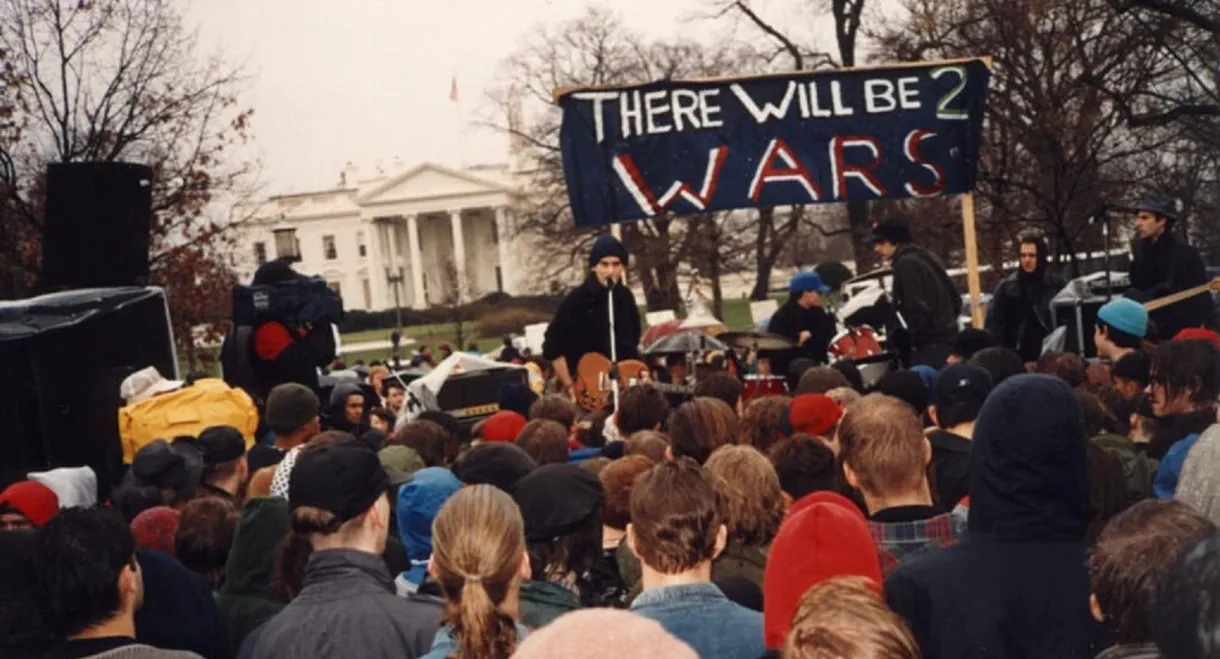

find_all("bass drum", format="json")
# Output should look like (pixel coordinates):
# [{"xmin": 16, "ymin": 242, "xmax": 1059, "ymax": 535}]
[
  {"xmin": 829, "ymin": 326, "xmax": 884, "ymax": 361},
  {"xmin": 743, "ymin": 374, "xmax": 789, "ymax": 403}
]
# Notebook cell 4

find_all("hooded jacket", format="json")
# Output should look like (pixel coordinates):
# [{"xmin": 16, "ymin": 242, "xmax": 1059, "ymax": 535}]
[
  {"xmin": 885, "ymin": 374, "xmax": 1107, "ymax": 659},
  {"xmin": 323, "ymin": 382, "xmax": 369, "ymax": 435},
  {"xmin": 985, "ymin": 239, "xmax": 1067, "ymax": 362},
  {"xmin": 1175, "ymin": 425, "xmax": 1220, "ymax": 525},
  {"xmin": 395, "ymin": 468, "xmax": 461, "ymax": 592},
  {"xmin": 542, "ymin": 275, "xmax": 641, "ymax": 371},
  {"xmin": 237, "ymin": 549, "xmax": 443, "ymax": 659},
  {"xmin": 218, "ymin": 498, "xmax": 290, "ymax": 656}
]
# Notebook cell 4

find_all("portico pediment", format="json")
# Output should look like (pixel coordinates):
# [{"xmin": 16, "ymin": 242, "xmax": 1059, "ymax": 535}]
[{"xmin": 357, "ymin": 163, "xmax": 513, "ymax": 206}]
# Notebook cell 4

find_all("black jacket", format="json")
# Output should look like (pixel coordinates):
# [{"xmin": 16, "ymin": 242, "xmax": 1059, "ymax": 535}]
[
  {"xmin": 766, "ymin": 298, "xmax": 837, "ymax": 367},
  {"xmin": 886, "ymin": 375, "xmax": 1106, "ymax": 659},
  {"xmin": 542, "ymin": 275, "xmax": 641, "ymax": 368},
  {"xmin": 1128, "ymin": 232, "xmax": 1213, "ymax": 340},
  {"xmin": 986, "ymin": 270, "xmax": 1067, "ymax": 362},
  {"xmin": 891, "ymin": 244, "xmax": 961, "ymax": 348},
  {"xmin": 135, "ymin": 549, "xmax": 229, "ymax": 659}
]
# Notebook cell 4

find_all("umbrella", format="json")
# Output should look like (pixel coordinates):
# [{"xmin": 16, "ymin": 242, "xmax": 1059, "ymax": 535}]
[
  {"xmin": 644, "ymin": 331, "xmax": 728, "ymax": 355},
  {"xmin": 641, "ymin": 318, "xmax": 684, "ymax": 348}
]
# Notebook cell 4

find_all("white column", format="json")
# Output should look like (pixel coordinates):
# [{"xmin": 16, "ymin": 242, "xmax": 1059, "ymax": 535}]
[
  {"xmin": 449, "ymin": 208, "xmax": 468, "ymax": 301},
  {"xmin": 494, "ymin": 206, "xmax": 514, "ymax": 294},
  {"xmin": 406, "ymin": 213, "xmax": 426, "ymax": 309},
  {"xmin": 365, "ymin": 218, "xmax": 386, "ymax": 310}
]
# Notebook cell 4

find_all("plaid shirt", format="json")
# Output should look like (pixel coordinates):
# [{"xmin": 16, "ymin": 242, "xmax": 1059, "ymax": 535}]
[{"xmin": 869, "ymin": 512, "xmax": 965, "ymax": 577}]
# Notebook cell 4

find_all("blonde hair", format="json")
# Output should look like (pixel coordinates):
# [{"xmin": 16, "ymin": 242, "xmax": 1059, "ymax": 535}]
[
  {"xmin": 783, "ymin": 577, "xmax": 920, "ymax": 659},
  {"xmin": 431, "ymin": 485, "xmax": 526, "ymax": 659}
]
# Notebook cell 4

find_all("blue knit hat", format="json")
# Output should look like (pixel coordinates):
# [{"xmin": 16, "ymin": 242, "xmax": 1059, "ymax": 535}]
[
  {"xmin": 1097, "ymin": 297, "xmax": 1148, "ymax": 338},
  {"xmin": 790, "ymin": 271, "xmax": 830, "ymax": 294}
]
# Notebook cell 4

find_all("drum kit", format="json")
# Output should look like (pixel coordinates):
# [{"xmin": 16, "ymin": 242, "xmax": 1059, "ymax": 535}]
[{"xmin": 717, "ymin": 322, "xmax": 900, "ymax": 400}]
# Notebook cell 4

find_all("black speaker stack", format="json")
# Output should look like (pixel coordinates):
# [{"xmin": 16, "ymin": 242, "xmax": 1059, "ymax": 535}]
[{"xmin": 0, "ymin": 162, "xmax": 170, "ymax": 495}]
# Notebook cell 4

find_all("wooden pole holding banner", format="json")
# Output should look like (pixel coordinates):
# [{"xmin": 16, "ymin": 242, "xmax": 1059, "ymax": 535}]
[{"xmin": 961, "ymin": 192, "xmax": 985, "ymax": 329}]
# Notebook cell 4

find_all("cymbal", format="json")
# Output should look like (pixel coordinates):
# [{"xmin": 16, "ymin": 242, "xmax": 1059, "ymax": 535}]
[{"xmin": 718, "ymin": 331, "xmax": 796, "ymax": 351}]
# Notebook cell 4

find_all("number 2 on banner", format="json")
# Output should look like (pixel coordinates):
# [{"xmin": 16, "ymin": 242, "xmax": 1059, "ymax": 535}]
[{"xmin": 931, "ymin": 66, "xmax": 968, "ymax": 121}]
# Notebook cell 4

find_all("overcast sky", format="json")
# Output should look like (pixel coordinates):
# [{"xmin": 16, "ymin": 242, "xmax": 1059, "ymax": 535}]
[{"xmin": 188, "ymin": 0, "xmax": 887, "ymax": 196}]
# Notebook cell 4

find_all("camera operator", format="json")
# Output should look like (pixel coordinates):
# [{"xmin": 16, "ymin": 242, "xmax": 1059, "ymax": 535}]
[{"xmin": 224, "ymin": 258, "xmax": 337, "ymax": 403}]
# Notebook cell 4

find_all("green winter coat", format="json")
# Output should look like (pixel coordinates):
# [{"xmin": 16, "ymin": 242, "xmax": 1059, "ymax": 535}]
[{"xmin": 217, "ymin": 497, "xmax": 290, "ymax": 656}]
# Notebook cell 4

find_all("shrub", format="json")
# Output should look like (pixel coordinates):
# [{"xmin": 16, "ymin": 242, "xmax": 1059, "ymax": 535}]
[
  {"xmin": 336, "ymin": 293, "xmax": 563, "ymax": 334},
  {"xmin": 476, "ymin": 306, "xmax": 553, "ymax": 338}
]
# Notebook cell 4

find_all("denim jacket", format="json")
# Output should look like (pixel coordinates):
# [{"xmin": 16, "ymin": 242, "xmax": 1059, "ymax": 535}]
[{"xmin": 629, "ymin": 582, "xmax": 764, "ymax": 659}]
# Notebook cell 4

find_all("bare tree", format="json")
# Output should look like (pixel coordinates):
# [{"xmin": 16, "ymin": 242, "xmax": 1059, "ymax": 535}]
[
  {"xmin": 487, "ymin": 8, "xmax": 767, "ymax": 311},
  {"xmin": 708, "ymin": 0, "xmax": 876, "ymax": 272},
  {"xmin": 0, "ymin": 0, "xmax": 256, "ymax": 361},
  {"xmin": 870, "ymin": 0, "xmax": 1198, "ymax": 275}
]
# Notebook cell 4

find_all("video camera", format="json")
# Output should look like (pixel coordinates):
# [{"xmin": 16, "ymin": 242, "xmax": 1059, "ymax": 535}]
[{"xmin": 232, "ymin": 276, "xmax": 345, "ymax": 327}]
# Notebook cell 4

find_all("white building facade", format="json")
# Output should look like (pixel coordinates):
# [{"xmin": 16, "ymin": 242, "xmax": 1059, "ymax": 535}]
[{"xmin": 234, "ymin": 162, "xmax": 529, "ymax": 311}]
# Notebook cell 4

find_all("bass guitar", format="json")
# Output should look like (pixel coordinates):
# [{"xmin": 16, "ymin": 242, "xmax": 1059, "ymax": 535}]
[{"xmin": 1142, "ymin": 277, "xmax": 1220, "ymax": 313}]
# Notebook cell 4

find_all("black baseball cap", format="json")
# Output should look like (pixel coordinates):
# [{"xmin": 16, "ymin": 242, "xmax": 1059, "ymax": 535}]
[
  {"xmin": 196, "ymin": 426, "xmax": 246, "ymax": 466},
  {"xmin": 934, "ymin": 364, "xmax": 993, "ymax": 416},
  {"xmin": 289, "ymin": 443, "xmax": 390, "ymax": 523}
]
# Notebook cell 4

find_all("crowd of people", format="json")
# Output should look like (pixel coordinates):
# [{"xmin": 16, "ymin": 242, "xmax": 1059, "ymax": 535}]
[
  {"xmin": 2, "ymin": 216, "xmax": 1220, "ymax": 659},
  {"xmin": 3, "ymin": 296, "xmax": 1220, "ymax": 658}
]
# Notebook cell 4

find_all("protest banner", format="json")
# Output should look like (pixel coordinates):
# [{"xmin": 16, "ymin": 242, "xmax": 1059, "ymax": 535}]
[
  {"xmin": 556, "ymin": 58, "xmax": 991, "ymax": 228},
  {"xmin": 555, "ymin": 57, "xmax": 993, "ymax": 326}
]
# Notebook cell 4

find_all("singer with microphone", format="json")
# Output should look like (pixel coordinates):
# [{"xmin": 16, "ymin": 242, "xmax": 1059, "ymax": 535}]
[{"xmin": 542, "ymin": 234, "xmax": 642, "ymax": 401}]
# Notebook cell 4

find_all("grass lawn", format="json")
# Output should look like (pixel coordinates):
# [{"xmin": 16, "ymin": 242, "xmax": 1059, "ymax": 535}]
[
  {"xmin": 336, "ymin": 298, "xmax": 778, "ymax": 365},
  {"xmin": 184, "ymin": 298, "xmax": 784, "ymax": 373}
]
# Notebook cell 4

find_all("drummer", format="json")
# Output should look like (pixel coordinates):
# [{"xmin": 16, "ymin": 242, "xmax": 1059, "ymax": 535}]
[{"xmin": 767, "ymin": 272, "xmax": 838, "ymax": 373}]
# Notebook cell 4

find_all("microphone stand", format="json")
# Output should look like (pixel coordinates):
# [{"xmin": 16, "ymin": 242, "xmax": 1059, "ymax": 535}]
[
  {"xmin": 607, "ymin": 277, "xmax": 621, "ymax": 412},
  {"xmin": 1089, "ymin": 205, "xmax": 1114, "ymax": 301}
]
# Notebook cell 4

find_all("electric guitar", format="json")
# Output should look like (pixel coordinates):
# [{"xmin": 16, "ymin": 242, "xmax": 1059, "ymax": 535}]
[
  {"xmin": 573, "ymin": 352, "xmax": 652, "ymax": 412},
  {"xmin": 1142, "ymin": 277, "xmax": 1220, "ymax": 313}
]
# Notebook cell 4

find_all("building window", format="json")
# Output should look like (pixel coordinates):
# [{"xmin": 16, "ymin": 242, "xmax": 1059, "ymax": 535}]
[
  {"xmin": 328, "ymin": 281, "xmax": 342, "ymax": 297},
  {"xmin": 491, "ymin": 218, "xmax": 500, "ymax": 245},
  {"xmin": 393, "ymin": 229, "xmax": 403, "ymax": 257},
  {"xmin": 253, "ymin": 242, "xmax": 267, "ymax": 265},
  {"xmin": 362, "ymin": 278, "xmax": 372, "ymax": 309},
  {"xmin": 357, "ymin": 231, "xmax": 367, "ymax": 258},
  {"xmin": 323, "ymin": 235, "xmax": 337, "ymax": 260},
  {"xmin": 495, "ymin": 266, "xmax": 503, "ymax": 292}
]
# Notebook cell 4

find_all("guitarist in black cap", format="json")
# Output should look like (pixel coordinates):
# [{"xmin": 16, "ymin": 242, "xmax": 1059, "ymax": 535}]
[
  {"xmin": 870, "ymin": 218, "xmax": 962, "ymax": 368},
  {"xmin": 543, "ymin": 234, "xmax": 642, "ymax": 401},
  {"xmin": 1127, "ymin": 196, "xmax": 1214, "ymax": 340}
]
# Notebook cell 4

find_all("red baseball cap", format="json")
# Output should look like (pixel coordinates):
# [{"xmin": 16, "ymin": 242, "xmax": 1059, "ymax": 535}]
[
  {"xmin": 483, "ymin": 410, "xmax": 528, "ymax": 443},
  {"xmin": 0, "ymin": 480, "xmax": 60, "ymax": 527}
]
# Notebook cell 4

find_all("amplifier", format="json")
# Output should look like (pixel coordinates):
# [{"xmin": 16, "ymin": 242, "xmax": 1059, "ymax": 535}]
[
  {"xmin": 437, "ymin": 367, "xmax": 530, "ymax": 423},
  {"xmin": 1050, "ymin": 272, "xmax": 1128, "ymax": 358}
]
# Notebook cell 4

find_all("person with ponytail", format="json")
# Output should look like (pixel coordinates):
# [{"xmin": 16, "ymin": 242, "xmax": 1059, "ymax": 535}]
[
  {"xmin": 237, "ymin": 443, "xmax": 442, "ymax": 659},
  {"xmin": 421, "ymin": 485, "xmax": 531, "ymax": 659}
]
